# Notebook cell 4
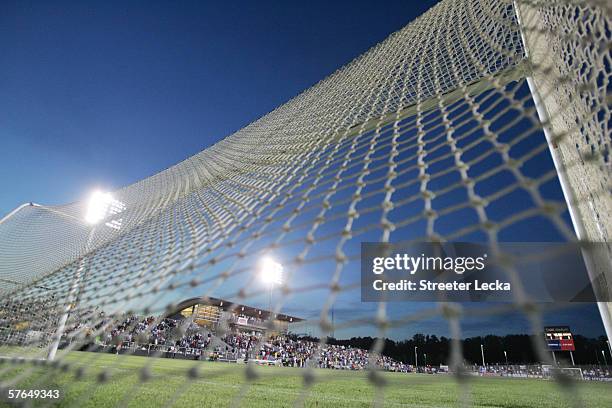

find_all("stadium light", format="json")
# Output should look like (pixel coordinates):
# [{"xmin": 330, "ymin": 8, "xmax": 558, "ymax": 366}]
[
  {"xmin": 84, "ymin": 190, "xmax": 125, "ymax": 229},
  {"xmin": 259, "ymin": 256, "xmax": 283, "ymax": 316},
  {"xmin": 504, "ymin": 350, "xmax": 508, "ymax": 365},
  {"xmin": 259, "ymin": 256, "xmax": 283, "ymax": 286},
  {"xmin": 414, "ymin": 346, "xmax": 418, "ymax": 368},
  {"xmin": 85, "ymin": 191, "xmax": 113, "ymax": 224},
  {"xmin": 50, "ymin": 190, "xmax": 124, "ymax": 361}
]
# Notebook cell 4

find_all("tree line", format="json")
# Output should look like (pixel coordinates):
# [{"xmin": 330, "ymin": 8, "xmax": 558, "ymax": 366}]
[{"xmin": 293, "ymin": 333, "xmax": 611, "ymax": 366}]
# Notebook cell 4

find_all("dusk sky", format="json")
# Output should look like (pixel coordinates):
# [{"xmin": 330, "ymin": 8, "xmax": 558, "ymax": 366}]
[
  {"xmin": 0, "ymin": 0, "xmax": 436, "ymax": 216},
  {"xmin": 0, "ymin": 0, "xmax": 606, "ymax": 339}
]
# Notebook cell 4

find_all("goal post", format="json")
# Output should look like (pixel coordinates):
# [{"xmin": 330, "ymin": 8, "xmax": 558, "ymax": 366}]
[
  {"xmin": 543, "ymin": 365, "xmax": 584, "ymax": 380},
  {"xmin": 514, "ymin": 0, "xmax": 612, "ymax": 344}
]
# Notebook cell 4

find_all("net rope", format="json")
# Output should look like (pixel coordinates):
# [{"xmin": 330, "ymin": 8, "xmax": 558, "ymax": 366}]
[{"xmin": 0, "ymin": 0, "xmax": 610, "ymax": 406}]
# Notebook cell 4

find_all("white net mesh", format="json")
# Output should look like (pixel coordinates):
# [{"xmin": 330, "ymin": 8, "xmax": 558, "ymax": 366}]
[{"xmin": 0, "ymin": 0, "xmax": 610, "ymax": 406}]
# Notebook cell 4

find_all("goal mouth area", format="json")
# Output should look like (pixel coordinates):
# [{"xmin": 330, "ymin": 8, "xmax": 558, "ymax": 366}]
[{"xmin": 0, "ymin": 0, "xmax": 610, "ymax": 407}]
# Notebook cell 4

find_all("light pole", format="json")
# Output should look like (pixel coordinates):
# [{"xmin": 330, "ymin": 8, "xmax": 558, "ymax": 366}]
[
  {"xmin": 424, "ymin": 353, "xmax": 427, "ymax": 367},
  {"xmin": 608, "ymin": 341, "xmax": 612, "ymax": 362},
  {"xmin": 331, "ymin": 304, "xmax": 335, "ymax": 339},
  {"xmin": 48, "ymin": 190, "xmax": 124, "ymax": 361},
  {"xmin": 259, "ymin": 257, "xmax": 283, "ymax": 316},
  {"xmin": 47, "ymin": 230, "xmax": 93, "ymax": 361},
  {"xmin": 480, "ymin": 344, "xmax": 485, "ymax": 367},
  {"xmin": 414, "ymin": 346, "xmax": 418, "ymax": 370},
  {"xmin": 603, "ymin": 350, "xmax": 608, "ymax": 366},
  {"xmin": 504, "ymin": 350, "xmax": 508, "ymax": 366}
]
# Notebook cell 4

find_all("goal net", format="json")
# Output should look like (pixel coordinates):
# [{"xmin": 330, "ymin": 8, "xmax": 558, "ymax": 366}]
[
  {"xmin": 0, "ymin": 0, "xmax": 610, "ymax": 406},
  {"xmin": 543, "ymin": 366, "xmax": 585, "ymax": 381}
]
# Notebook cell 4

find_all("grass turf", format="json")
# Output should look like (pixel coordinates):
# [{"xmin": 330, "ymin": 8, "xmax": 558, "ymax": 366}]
[{"xmin": 0, "ymin": 351, "xmax": 611, "ymax": 407}]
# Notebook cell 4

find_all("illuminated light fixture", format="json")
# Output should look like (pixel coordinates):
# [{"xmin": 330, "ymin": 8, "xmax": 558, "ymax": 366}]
[
  {"xmin": 259, "ymin": 256, "xmax": 283, "ymax": 285},
  {"xmin": 84, "ymin": 190, "xmax": 126, "ymax": 229}
]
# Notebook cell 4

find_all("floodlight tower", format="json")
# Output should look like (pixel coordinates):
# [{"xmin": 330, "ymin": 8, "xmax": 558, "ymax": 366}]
[
  {"xmin": 47, "ymin": 190, "xmax": 119, "ymax": 360},
  {"xmin": 259, "ymin": 257, "xmax": 283, "ymax": 318}
]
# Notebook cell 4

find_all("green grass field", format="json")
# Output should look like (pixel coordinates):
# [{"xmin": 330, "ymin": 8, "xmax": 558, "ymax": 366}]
[{"xmin": 1, "ymin": 352, "xmax": 612, "ymax": 407}]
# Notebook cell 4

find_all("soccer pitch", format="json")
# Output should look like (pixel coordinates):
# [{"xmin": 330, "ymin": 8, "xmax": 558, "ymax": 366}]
[{"xmin": 1, "ymin": 353, "xmax": 611, "ymax": 408}]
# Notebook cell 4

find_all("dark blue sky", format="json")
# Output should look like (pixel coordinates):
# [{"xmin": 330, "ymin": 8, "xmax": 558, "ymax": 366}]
[
  {"xmin": 0, "ymin": 0, "xmax": 437, "ymax": 215},
  {"xmin": 0, "ymin": 0, "xmax": 606, "ymax": 339}
]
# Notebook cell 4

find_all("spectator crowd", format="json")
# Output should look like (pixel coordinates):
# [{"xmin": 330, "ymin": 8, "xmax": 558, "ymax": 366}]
[
  {"xmin": 9, "ymin": 309, "xmax": 610, "ymax": 381},
  {"xmin": 219, "ymin": 332, "xmax": 410, "ymax": 372},
  {"xmin": 86, "ymin": 314, "xmax": 411, "ymax": 372}
]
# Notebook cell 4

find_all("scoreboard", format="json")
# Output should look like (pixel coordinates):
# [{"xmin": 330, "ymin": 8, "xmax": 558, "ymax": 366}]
[{"xmin": 545, "ymin": 326, "xmax": 575, "ymax": 351}]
